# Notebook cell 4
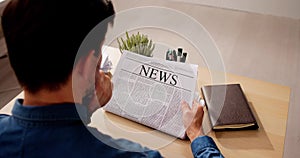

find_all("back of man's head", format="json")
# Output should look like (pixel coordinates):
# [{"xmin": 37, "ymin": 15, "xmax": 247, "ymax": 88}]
[{"xmin": 2, "ymin": 0, "xmax": 115, "ymax": 93}]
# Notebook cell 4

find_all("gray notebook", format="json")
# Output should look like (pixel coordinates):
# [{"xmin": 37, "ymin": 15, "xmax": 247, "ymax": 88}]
[{"xmin": 201, "ymin": 84, "xmax": 259, "ymax": 131}]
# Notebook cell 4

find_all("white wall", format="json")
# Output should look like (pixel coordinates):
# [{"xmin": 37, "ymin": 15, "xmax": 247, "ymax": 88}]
[{"xmin": 170, "ymin": 0, "xmax": 300, "ymax": 19}]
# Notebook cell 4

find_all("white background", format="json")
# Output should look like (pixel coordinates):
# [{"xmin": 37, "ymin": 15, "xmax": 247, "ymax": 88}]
[{"xmin": 169, "ymin": 0, "xmax": 300, "ymax": 19}]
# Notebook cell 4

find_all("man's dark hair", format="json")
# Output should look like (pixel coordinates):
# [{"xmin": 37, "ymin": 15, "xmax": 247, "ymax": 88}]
[{"xmin": 2, "ymin": 0, "xmax": 115, "ymax": 93}]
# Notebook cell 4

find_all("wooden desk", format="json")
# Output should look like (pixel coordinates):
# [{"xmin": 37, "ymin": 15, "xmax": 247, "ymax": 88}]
[{"xmin": 0, "ymin": 47, "xmax": 290, "ymax": 158}]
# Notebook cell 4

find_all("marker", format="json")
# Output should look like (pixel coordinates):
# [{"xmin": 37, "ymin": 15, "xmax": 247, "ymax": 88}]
[
  {"xmin": 166, "ymin": 49, "xmax": 172, "ymax": 61},
  {"xmin": 177, "ymin": 48, "xmax": 183, "ymax": 56},
  {"xmin": 172, "ymin": 50, "xmax": 177, "ymax": 61},
  {"xmin": 180, "ymin": 52, "xmax": 187, "ymax": 63}
]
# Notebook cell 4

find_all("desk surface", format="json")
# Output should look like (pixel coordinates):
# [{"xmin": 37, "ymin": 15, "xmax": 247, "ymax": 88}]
[{"xmin": 0, "ymin": 46, "xmax": 290, "ymax": 158}]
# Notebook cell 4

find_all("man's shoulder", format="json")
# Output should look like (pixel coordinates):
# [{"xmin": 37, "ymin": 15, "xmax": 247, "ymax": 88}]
[
  {"xmin": 0, "ymin": 114, "xmax": 13, "ymax": 133},
  {"xmin": 83, "ymin": 126, "xmax": 162, "ymax": 157},
  {"xmin": 0, "ymin": 114, "xmax": 10, "ymax": 122}
]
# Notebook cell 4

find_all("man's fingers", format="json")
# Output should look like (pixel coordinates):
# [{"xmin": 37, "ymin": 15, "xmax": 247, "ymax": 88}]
[
  {"xmin": 182, "ymin": 100, "xmax": 204, "ymax": 113},
  {"xmin": 181, "ymin": 100, "xmax": 191, "ymax": 111},
  {"xmin": 95, "ymin": 70, "xmax": 113, "ymax": 107},
  {"xmin": 192, "ymin": 100, "xmax": 203, "ymax": 112}
]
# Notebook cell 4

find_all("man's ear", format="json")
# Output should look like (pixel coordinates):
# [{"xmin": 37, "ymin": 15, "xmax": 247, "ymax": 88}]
[{"xmin": 75, "ymin": 50, "xmax": 98, "ymax": 80}]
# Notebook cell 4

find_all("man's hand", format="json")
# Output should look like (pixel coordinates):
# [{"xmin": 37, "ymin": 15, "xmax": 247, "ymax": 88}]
[
  {"xmin": 95, "ymin": 70, "xmax": 113, "ymax": 107},
  {"xmin": 181, "ymin": 100, "xmax": 204, "ymax": 142},
  {"xmin": 88, "ymin": 70, "xmax": 113, "ymax": 113}
]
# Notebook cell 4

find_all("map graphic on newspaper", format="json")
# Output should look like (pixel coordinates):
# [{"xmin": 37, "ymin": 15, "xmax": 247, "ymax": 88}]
[{"xmin": 103, "ymin": 51, "xmax": 198, "ymax": 139}]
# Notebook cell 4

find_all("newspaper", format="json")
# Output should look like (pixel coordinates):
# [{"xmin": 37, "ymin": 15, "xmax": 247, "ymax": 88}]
[{"xmin": 103, "ymin": 51, "xmax": 198, "ymax": 139}]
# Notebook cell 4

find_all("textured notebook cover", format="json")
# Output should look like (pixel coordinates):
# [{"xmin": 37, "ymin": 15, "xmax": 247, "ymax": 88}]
[{"xmin": 201, "ymin": 84, "xmax": 259, "ymax": 130}]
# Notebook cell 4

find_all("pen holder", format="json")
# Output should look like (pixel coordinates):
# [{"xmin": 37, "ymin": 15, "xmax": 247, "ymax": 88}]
[{"xmin": 166, "ymin": 48, "xmax": 187, "ymax": 63}]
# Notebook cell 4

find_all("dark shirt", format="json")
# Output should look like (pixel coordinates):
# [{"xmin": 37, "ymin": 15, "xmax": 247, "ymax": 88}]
[{"xmin": 0, "ymin": 99, "xmax": 223, "ymax": 158}]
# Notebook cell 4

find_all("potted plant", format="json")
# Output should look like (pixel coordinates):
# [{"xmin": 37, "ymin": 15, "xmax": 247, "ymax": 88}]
[{"xmin": 117, "ymin": 31, "xmax": 155, "ymax": 57}]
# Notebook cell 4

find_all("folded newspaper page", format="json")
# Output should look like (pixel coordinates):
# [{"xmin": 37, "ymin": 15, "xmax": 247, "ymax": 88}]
[{"xmin": 103, "ymin": 51, "xmax": 198, "ymax": 139}]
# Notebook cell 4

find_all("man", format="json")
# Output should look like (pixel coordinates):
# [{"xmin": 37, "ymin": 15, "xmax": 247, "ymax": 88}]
[{"xmin": 0, "ymin": 0, "xmax": 223, "ymax": 157}]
